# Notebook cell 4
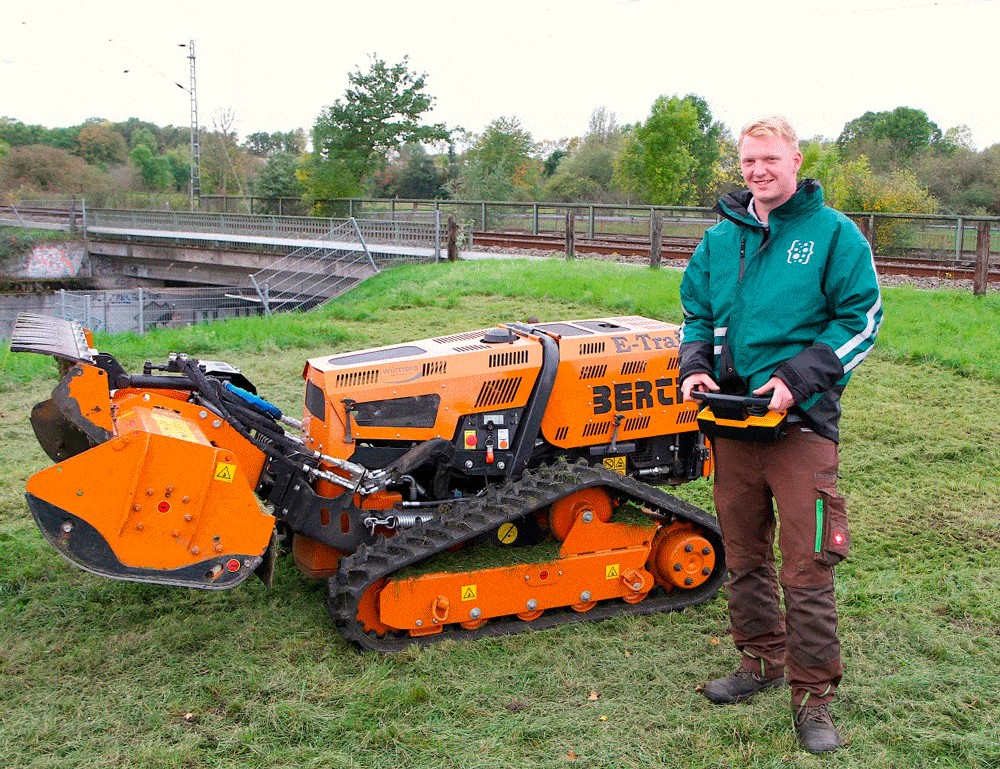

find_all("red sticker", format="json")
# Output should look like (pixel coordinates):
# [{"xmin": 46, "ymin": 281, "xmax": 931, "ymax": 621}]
[
  {"xmin": 833, "ymin": 532, "xmax": 844, "ymax": 545},
  {"xmin": 226, "ymin": 559, "xmax": 241, "ymax": 572},
  {"xmin": 157, "ymin": 501, "xmax": 171, "ymax": 513}
]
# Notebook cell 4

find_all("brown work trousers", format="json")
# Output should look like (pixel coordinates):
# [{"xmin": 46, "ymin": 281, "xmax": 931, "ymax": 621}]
[{"xmin": 712, "ymin": 425, "xmax": 849, "ymax": 705}]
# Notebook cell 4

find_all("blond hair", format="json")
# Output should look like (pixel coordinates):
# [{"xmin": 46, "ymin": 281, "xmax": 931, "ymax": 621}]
[{"xmin": 738, "ymin": 115, "xmax": 799, "ymax": 152}]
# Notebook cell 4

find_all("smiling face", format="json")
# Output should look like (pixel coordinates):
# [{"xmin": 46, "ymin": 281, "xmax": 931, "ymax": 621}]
[{"xmin": 739, "ymin": 132, "xmax": 803, "ymax": 221}]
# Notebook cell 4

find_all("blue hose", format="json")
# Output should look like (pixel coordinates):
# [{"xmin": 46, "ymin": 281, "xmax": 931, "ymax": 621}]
[{"xmin": 223, "ymin": 382, "xmax": 282, "ymax": 419}]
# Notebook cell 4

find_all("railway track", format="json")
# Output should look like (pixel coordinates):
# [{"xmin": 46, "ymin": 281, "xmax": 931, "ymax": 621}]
[{"xmin": 473, "ymin": 230, "xmax": 999, "ymax": 283}]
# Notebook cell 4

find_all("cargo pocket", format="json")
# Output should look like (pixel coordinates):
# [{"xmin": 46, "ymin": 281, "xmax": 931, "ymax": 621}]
[{"xmin": 814, "ymin": 488, "xmax": 849, "ymax": 567}]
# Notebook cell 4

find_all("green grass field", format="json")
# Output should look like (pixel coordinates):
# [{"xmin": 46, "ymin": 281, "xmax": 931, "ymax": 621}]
[{"xmin": 1, "ymin": 260, "xmax": 998, "ymax": 768}]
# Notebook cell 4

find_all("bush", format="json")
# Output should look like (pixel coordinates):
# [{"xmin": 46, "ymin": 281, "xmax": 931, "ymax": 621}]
[
  {"xmin": 827, "ymin": 155, "xmax": 938, "ymax": 252},
  {"xmin": 0, "ymin": 230, "xmax": 35, "ymax": 271}
]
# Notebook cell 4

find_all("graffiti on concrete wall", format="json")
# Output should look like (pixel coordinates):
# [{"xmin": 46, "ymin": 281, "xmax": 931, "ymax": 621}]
[{"xmin": 23, "ymin": 245, "xmax": 86, "ymax": 278}]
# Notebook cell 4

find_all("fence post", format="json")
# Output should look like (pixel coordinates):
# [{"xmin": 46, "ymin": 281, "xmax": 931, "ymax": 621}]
[
  {"xmin": 447, "ymin": 215, "xmax": 458, "ymax": 262},
  {"xmin": 138, "ymin": 287, "xmax": 145, "ymax": 334},
  {"xmin": 434, "ymin": 209, "xmax": 441, "ymax": 262},
  {"xmin": 565, "ymin": 211, "xmax": 575, "ymax": 260},
  {"xmin": 588, "ymin": 206, "xmax": 595, "ymax": 239},
  {"xmin": 481, "ymin": 203, "xmax": 487, "ymax": 232},
  {"xmin": 974, "ymin": 220, "xmax": 991, "ymax": 296},
  {"xmin": 650, "ymin": 209, "xmax": 663, "ymax": 268},
  {"xmin": 532, "ymin": 203, "xmax": 539, "ymax": 235},
  {"xmin": 954, "ymin": 217, "xmax": 964, "ymax": 265}
]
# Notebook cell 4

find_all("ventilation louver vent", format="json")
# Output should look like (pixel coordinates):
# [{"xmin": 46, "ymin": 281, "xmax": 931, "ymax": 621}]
[
  {"xmin": 336, "ymin": 369, "xmax": 379, "ymax": 388},
  {"xmin": 579, "ymin": 364, "xmax": 607, "ymax": 380},
  {"xmin": 662, "ymin": 354, "xmax": 679, "ymax": 368},
  {"xmin": 676, "ymin": 409, "xmax": 699, "ymax": 425},
  {"xmin": 623, "ymin": 415, "xmax": 651, "ymax": 432},
  {"xmin": 579, "ymin": 341, "xmax": 606, "ymax": 355},
  {"xmin": 422, "ymin": 360, "xmax": 447, "ymax": 377},
  {"xmin": 433, "ymin": 329, "xmax": 490, "ymax": 344},
  {"xmin": 611, "ymin": 316, "xmax": 663, "ymax": 329},
  {"xmin": 489, "ymin": 349, "xmax": 529, "ymax": 368},
  {"xmin": 582, "ymin": 421, "xmax": 613, "ymax": 438},
  {"xmin": 453, "ymin": 344, "xmax": 489, "ymax": 353},
  {"xmin": 475, "ymin": 377, "xmax": 523, "ymax": 408},
  {"xmin": 620, "ymin": 360, "xmax": 648, "ymax": 376},
  {"xmin": 554, "ymin": 426, "xmax": 569, "ymax": 441}
]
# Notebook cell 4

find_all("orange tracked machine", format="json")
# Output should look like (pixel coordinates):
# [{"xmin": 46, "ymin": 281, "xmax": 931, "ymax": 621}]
[{"xmin": 12, "ymin": 313, "xmax": 723, "ymax": 651}]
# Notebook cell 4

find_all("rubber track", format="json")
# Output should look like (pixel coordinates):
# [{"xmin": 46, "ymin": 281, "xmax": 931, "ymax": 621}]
[{"xmin": 327, "ymin": 460, "xmax": 726, "ymax": 652}]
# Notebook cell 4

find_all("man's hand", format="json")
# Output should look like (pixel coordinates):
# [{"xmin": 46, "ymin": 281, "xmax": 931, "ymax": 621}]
[
  {"xmin": 681, "ymin": 373, "xmax": 720, "ymax": 402},
  {"xmin": 753, "ymin": 377, "xmax": 794, "ymax": 412}
]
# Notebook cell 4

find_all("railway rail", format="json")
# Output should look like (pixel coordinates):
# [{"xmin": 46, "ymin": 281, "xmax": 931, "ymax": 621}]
[{"xmin": 473, "ymin": 230, "xmax": 1000, "ymax": 283}]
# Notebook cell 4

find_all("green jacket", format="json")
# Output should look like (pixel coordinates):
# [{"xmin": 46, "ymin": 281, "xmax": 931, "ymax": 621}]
[{"xmin": 679, "ymin": 180, "xmax": 883, "ymax": 442}]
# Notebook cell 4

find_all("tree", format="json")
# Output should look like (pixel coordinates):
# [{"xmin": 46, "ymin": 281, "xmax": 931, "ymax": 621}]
[
  {"xmin": 455, "ymin": 117, "xmax": 539, "ymax": 201},
  {"xmin": 304, "ymin": 55, "xmax": 450, "ymax": 201},
  {"xmin": 200, "ymin": 108, "xmax": 252, "ymax": 196},
  {"xmin": 130, "ymin": 144, "xmax": 174, "ymax": 190},
  {"xmin": 0, "ymin": 118, "xmax": 47, "ymax": 147},
  {"xmin": 0, "ymin": 144, "xmax": 99, "ymax": 192},
  {"xmin": 542, "ymin": 108, "xmax": 626, "ymax": 203},
  {"xmin": 915, "ymin": 143, "xmax": 1000, "ymax": 214},
  {"xmin": 245, "ymin": 129, "xmax": 305, "ymax": 157},
  {"xmin": 75, "ymin": 121, "xmax": 127, "ymax": 166},
  {"xmin": 837, "ymin": 107, "xmax": 943, "ymax": 170},
  {"xmin": 113, "ymin": 118, "xmax": 162, "ymax": 150},
  {"xmin": 614, "ymin": 95, "xmax": 723, "ymax": 205},
  {"xmin": 683, "ymin": 95, "xmax": 728, "ymax": 205},
  {"xmin": 372, "ymin": 142, "xmax": 447, "ymax": 199},
  {"xmin": 799, "ymin": 138, "xmax": 843, "ymax": 193},
  {"xmin": 131, "ymin": 128, "xmax": 159, "ymax": 153},
  {"xmin": 254, "ymin": 152, "xmax": 306, "ymax": 201}
]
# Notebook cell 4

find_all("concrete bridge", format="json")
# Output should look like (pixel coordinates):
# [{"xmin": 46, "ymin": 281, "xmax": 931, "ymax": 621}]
[{"xmin": 0, "ymin": 207, "xmax": 472, "ymax": 337}]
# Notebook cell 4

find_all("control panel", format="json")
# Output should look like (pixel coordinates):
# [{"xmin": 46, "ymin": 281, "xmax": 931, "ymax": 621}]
[{"xmin": 453, "ymin": 409, "xmax": 523, "ymax": 474}]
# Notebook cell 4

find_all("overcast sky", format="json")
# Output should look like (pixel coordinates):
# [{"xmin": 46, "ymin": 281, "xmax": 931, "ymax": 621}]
[{"xmin": 4, "ymin": 0, "xmax": 998, "ymax": 151}]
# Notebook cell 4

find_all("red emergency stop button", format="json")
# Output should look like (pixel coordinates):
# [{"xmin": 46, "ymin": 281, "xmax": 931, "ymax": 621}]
[{"xmin": 464, "ymin": 431, "xmax": 477, "ymax": 447}]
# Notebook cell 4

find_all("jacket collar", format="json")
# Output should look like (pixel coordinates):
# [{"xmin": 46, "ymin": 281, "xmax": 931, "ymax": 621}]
[{"xmin": 715, "ymin": 179, "xmax": 823, "ymax": 229}]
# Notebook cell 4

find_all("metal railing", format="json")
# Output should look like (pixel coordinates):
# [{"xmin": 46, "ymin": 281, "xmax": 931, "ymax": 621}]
[
  {"xmin": 85, "ymin": 208, "xmax": 467, "ymax": 253},
  {"xmin": 245, "ymin": 219, "xmax": 379, "ymax": 315}
]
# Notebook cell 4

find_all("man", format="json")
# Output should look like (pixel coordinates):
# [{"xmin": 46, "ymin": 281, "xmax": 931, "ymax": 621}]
[{"xmin": 678, "ymin": 115, "xmax": 882, "ymax": 754}]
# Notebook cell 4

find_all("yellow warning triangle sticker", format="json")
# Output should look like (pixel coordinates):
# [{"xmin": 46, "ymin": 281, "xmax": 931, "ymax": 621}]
[
  {"xmin": 461, "ymin": 584, "xmax": 478, "ymax": 601},
  {"xmin": 214, "ymin": 462, "xmax": 235, "ymax": 483},
  {"xmin": 605, "ymin": 564, "xmax": 620, "ymax": 580}
]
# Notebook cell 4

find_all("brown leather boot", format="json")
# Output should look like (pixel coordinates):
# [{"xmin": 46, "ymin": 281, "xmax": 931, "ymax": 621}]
[
  {"xmin": 794, "ymin": 702, "xmax": 841, "ymax": 753},
  {"xmin": 702, "ymin": 667, "xmax": 785, "ymax": 704}
]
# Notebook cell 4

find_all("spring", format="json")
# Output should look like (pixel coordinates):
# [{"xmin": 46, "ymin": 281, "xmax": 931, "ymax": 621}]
[{"xmin": 392, "ymin": 513, "xmax": 436, "ymax": 528}]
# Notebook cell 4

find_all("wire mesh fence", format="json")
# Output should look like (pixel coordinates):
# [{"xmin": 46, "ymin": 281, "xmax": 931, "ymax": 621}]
[{"xmin": 243, "ymin": 219, "xmax": 379, "ymax": 314}]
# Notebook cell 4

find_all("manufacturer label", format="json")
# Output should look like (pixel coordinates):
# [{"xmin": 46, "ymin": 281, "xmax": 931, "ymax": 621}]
[
  {"xmin": 603, "ymin": 456, "xmax": 627, "ymax": 475},
  {"xmin": 605, "ymin": 564, "xmax": 620, "ymax": 580},
  {"xmin": 149, "ymin": 411, "xmax": 199, "ymax": 443},
  {"xmin": 461, "ymin": 584, "xmax": 478, "ymax": 601},
  {"xmin": 214, "ymin": 462, "xmax": 236, "ymax": 483}
]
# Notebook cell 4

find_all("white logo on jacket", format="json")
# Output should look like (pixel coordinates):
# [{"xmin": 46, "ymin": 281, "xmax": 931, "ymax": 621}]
[{"xmin": 787, "ymin": 240, "xmax": 815, "ymax": 264}]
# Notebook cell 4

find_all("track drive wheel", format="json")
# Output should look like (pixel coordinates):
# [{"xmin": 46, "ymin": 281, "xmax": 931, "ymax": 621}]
[{"xmin": 648, "ymin": 522, "xmax": 716, "ymax": 590}]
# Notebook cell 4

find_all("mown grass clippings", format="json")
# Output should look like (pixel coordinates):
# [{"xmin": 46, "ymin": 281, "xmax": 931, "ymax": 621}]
[{"xmin": 2, "ymin": 260, "xmax": 999, "ymax": 768}]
